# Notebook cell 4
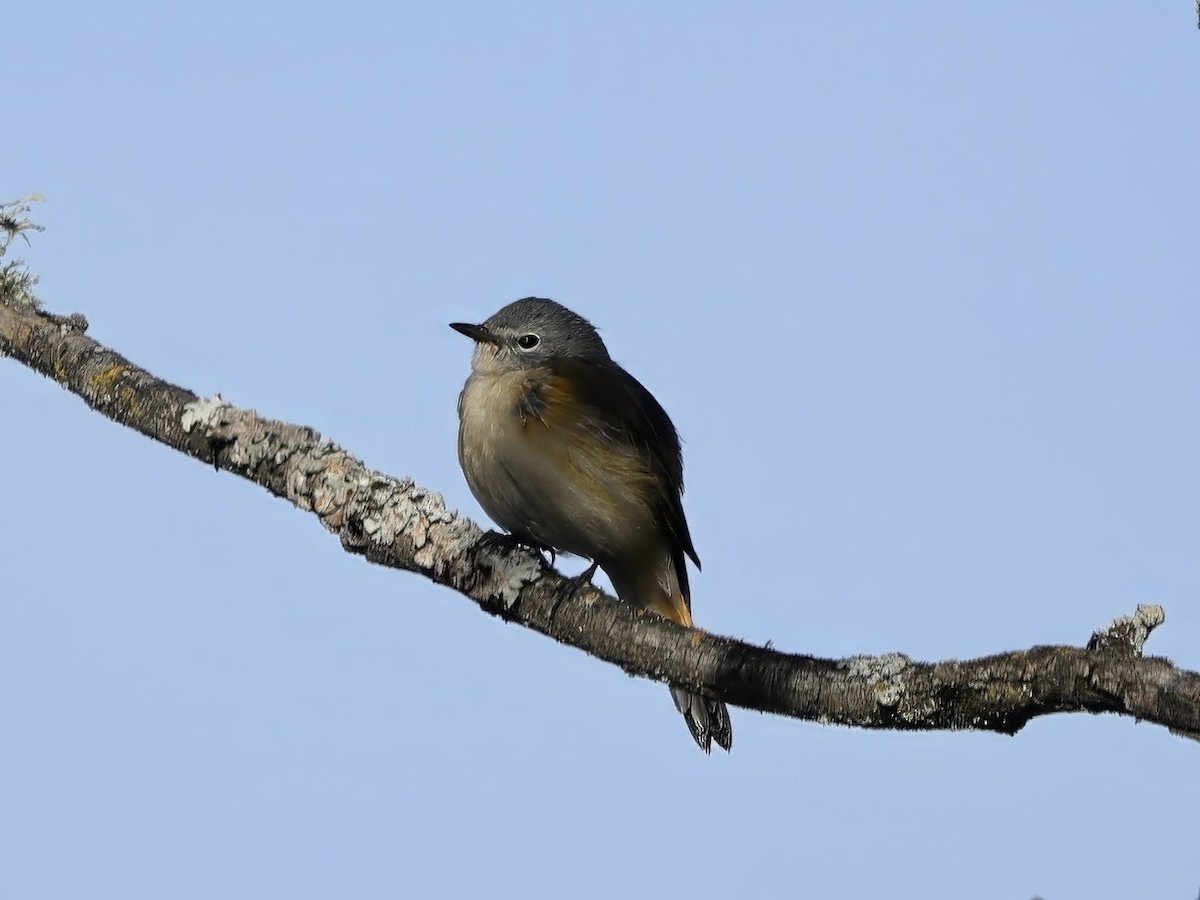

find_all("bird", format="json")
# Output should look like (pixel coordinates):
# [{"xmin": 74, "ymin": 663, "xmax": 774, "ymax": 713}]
[{"xmin": 450, "ymin": 297, "xmax": 731, "ymax": 752}]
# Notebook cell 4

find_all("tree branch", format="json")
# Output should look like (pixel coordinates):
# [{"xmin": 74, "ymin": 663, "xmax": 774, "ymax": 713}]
[{"xmin": 4, "ymin": 283, "xmax": 1199, "ymax": 742}]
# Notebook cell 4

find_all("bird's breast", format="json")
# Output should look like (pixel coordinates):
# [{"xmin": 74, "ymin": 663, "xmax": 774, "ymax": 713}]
[{"xmin": 457, "ymin": 369, "xmax": 661, "ymax": 561}]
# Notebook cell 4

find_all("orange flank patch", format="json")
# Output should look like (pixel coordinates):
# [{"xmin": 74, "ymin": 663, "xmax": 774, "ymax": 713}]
[{"xmin": 650, "ymin": 592, "xmax": 693, "ymax": 628}]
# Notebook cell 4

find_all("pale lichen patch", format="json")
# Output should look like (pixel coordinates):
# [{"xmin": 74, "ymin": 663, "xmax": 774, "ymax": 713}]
[
  {"xmin": 491, "ymin": 553, "xmax": 544, "ymax": 609},
  {"xmin": 181, "ymin": 394, "xmax": 231, "ymax": 432},
  {"xmin": 89, "ymin": 362, "xmax": 128, "ymax": 396},
  {"xmin": 846, "ymin": 652, "xmax": 911, "ymax": 708}
]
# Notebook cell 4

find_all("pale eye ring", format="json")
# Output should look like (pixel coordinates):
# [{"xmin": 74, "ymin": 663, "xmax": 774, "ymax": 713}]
[{"xmin": 516, "ymin": 333, "xmax": 540, "ymax": 350}]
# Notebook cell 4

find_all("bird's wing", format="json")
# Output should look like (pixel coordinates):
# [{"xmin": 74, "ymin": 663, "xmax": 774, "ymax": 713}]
[{"xmin": 547, "ymin": 357, "xmax": 701, "ymax": 598}]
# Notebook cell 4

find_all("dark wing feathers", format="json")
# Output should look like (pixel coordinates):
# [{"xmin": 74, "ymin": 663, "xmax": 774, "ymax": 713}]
[{"xmin": 548, "ymin": 358, "xmax": 700, "ymax": 593}]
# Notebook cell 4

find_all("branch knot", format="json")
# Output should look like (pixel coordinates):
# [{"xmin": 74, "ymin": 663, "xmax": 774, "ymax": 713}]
[{"xmin": 1087, "ymin": 604, "xmax": 1165, "ymax": 658}]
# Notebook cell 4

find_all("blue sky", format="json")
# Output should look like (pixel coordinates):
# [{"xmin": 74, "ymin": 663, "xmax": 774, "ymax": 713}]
[{"xmin": 4, "ymin": 3, "xmax": 1199, "ymax": 898}]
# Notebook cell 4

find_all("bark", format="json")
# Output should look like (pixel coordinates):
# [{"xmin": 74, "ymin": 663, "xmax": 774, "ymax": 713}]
[{"xmin": 3, "ymin": 290, "xmax": 1199, "ymax": 741}]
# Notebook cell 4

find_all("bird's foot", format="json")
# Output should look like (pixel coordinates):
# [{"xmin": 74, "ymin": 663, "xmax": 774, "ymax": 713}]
[
  {"xmin": 477, "ymin": 531, "xmax": 556, "ymax": 568},
  {"xmin": 548, "ymin": 560, "xmax": 599, "ymax": 623}
]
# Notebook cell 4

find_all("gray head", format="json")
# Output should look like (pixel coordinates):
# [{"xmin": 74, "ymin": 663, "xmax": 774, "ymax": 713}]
[{"xmin": 450, "ymin": 297, "xmax": 612, "ymax": 373}]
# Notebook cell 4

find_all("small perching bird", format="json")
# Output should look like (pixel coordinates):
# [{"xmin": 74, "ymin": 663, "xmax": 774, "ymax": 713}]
[{"xmin": 451, "ymin": 297, "xmax": 732, "ymax": 752}]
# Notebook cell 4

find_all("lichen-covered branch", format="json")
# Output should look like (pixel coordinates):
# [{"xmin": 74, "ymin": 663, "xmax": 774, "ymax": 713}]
[
  {"xmin": 3, "ymin": 286, "xmax": 1199, "ymax": 741},
  {"xmin": 0, "ymin": 195, "xmax": 47, "ymax": 310}
]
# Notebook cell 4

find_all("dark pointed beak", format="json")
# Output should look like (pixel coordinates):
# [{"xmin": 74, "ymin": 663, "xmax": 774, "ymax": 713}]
[{"xmin": 449, "ymin": 322, "xmax": 502, "ymax": 345}]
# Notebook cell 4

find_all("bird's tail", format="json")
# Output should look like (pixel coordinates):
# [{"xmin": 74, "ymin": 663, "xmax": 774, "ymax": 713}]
[
  {"xmin": 671, "ymin": 687, "xmax": 733, "ymax": 754},
  {"xmin": 608, "ymin": 552, "xmax": 733, "ymax": 753}
]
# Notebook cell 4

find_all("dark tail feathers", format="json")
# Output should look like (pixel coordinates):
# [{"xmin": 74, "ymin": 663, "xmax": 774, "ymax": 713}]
[{"xmin": 671, "ymin": 687, "xmax": 732, "ymax": 753}]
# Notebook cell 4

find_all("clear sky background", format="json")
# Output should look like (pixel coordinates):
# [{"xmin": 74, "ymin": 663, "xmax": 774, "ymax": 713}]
[{"xmin": 3, "ymin": 3, "xmax": 1198, "ymax": 898}]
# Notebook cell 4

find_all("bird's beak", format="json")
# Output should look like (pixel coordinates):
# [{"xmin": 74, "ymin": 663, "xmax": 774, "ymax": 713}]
[{"xmin": 449, "ymin": 322, "xmax": 502, "ymax": 345}]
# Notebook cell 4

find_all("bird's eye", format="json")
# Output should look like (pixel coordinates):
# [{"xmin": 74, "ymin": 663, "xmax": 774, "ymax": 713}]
[{"xmin": 516, "ymin": 333, "xmax": 541, "ymax": 350}]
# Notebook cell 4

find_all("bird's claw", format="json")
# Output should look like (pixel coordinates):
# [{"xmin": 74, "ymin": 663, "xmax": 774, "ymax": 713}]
[
  {"xmin": 477, "ymin": 531, "xmax": 555, "ymax": 568},
  {"xmin": 548, "ymin": 560, "xmax": 600, "ymax": 623}
]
